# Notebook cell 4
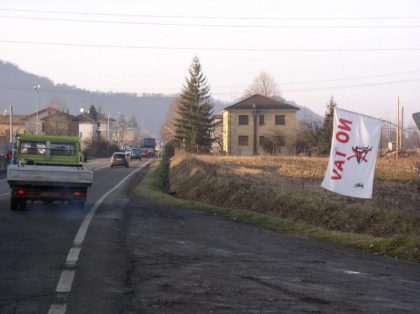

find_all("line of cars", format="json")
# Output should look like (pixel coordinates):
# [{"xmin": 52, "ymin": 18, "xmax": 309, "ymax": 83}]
[{"xmin": 110, "ymin": 147, "xmax": 155, "ymax": 168}]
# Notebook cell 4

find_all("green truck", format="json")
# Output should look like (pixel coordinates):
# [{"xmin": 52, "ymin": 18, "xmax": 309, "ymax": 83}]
[{"xmin": 7, "ymin": 134, "xmax": 93, "ymax": 211}]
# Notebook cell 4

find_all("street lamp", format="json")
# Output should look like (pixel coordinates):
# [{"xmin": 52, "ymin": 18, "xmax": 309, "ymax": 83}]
[
  {"xmin": 3, "ymin": 106, "xmax": 13, "ymax": 143},
  {"xmin": 33, "ymin": 84, "xmax": 41, "ymax": 134}
]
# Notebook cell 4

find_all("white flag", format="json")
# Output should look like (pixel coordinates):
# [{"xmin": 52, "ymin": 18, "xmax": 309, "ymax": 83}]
[{"xmin": 321, "ymin": 107, "xmax": 382, "ymax": 199}]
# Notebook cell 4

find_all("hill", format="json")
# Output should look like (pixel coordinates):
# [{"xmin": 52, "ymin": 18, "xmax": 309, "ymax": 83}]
[
  {"xmin": 0, "ymin": 60, "xmax": 176, "ymax": 136},
  {"xmin": 0, "ymin": 60, "xmax": 321, "ymax": 136}
]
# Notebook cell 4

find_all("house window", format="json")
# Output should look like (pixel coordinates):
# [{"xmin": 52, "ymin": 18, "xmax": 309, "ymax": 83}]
[
  {"xmin": 274, "ymin": 136, "xmax": 285, "ymax": 146},
  {"xmin": 239, "ymin": 115, "xmax": 249, "ymax": 125},
  {"xmin": 238, "ymin": 136, "xmax": 249, "ymax": 146},
  {"xmin": 275, "ymin": 115, "xmax": 285, "ymax": 125},
  {"xmin": 259, "ymin": 136, "xmax": 265, "ymax": 146},
  {"xmin": 259, "ymin": 115, "xmax": 265, "ymax": 125}
]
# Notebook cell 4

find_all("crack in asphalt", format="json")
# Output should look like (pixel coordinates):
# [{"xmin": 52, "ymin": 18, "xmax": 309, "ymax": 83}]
[{"xmin": 241, "ymin": 274, "xmax": 332, "ymax": 305}]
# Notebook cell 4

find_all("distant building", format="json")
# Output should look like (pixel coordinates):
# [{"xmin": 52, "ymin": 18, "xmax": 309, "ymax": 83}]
[
  {"xmin": 222, "ymin": 94, "xmax": 300, "ymax": 156},
  {"xmin": 413, "ymin": 112, "xmax": 420, "ymax": 131},
  {"xmin": 76, "ymin": 113, "xmax": 116, "ymax": 147},
  {"xmin": 0, "ymin": 113, "xmax": 27, "ymax": 139},
  {"xmin": 0, "ymin": 112, "xmax": 27, "ymax": 152},
  {"xmin": 23, "ymin": 107, "xmax": 79, "ymax": 136}
]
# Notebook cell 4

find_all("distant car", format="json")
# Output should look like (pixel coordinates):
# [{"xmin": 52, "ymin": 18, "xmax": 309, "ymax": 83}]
[
  {"xmin": 146, "ymin": 148, "xmax": 155, "ymax": 157},
  {"xmin": 110, "ymin": 152, "xmax": 129, "ymax": 168},
  {"xmin": 129, "ymin": 148, "xmax": 142, "ymax": 160},
  {"xmin": 140, "ymin": 149, "xmax": 149, "ymax": 158}
]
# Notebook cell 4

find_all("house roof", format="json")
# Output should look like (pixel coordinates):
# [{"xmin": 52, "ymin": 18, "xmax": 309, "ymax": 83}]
[
  {"xmin": 24, "ymin": 107, "xmax": 78, "ymax": 121},
  {"xmin": 0, "ymin": 114, "xmax": 28, "ymax": 125},
  {"xmin": 223, "ymin": 94, "xmax": 300, "ymax": 111},
  {"xmin": 76, "ymin": 114, "xmax": 95, "ymax": 122}
]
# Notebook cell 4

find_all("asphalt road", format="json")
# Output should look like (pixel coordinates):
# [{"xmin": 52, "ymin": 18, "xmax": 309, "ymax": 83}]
[{"xmin": 0, "ymin": 159, "xmax": 419, "ymax": 314}]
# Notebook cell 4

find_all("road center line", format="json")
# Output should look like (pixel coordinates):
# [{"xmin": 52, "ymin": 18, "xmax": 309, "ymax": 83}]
[
  {"xmin": 55, "ymin": 270, "xmax": 75, "ymax": 293},
  {"xmin": 49, "ymin": 160, "xmax": 152, "ymax": 314},
  {"xmin": 48, "ymin": 304, "xmax": 67, "ymax": 314},
  {"xmin": 65, "ymin": 247, "xmax": 81, "ymax": 267}
]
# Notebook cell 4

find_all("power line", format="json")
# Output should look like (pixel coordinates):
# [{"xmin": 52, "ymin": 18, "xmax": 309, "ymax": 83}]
[
  {"xmin": 278, "ymin": 70, "xmax": 420, "ymax": 86},
  {"xmin": 2, "ymin": 77, "xmax": 420, "ymax": 95},
  {"xmin": 1, "ymin": 8, "xmax": 420, "ymax": 21},
  {"xmin": 282, "ymin": 77, "xmax": 420, "ymax": 92},
  {"xmin": 205, "ymin": 70, "xmax": 420, "ymax": 88},
  {"xmin": 1, "ymin": 40, "xmax": 420, "ymax": 52},
  {"xmin": 2, "ymin": 15, "xmax": 420, "ymax": 29}
]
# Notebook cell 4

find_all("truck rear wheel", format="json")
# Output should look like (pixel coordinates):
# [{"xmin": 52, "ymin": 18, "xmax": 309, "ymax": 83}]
[
  {"xmin": 10, "ymin": 197, "xmax": 26, "ymax": 211},
  {"xmin": 11, "ymin": 197, "xmax": 18, "ymax": 211}
]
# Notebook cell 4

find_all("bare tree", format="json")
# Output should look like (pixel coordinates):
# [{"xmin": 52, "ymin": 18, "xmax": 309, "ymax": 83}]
[
  {"xmin": 160, "ymin": 97, "xmax": 180, "ymax": 143},
  {"xmin": 48, "ymin": 96, "xmax": 68, "ymax": 113},
  {"xmin": 242, "ymin": 71, "xmax": 285, "ymax": 101}
]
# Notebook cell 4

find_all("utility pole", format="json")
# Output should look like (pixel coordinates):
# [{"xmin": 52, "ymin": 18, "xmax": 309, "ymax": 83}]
[
  {"xmin": 396, "ymin": 98, "xmax": 399, "ymax": 161},
  {"xmin": 9, "ymin": 105, "xmax": 13, "ymax": 143},
  {"xmin": 400, "ymin": 106, "xmax": 404, "ymax": 151},
  {"xmin": 33, "ymin": 85, "xmax": 41, "ymax": 134}
]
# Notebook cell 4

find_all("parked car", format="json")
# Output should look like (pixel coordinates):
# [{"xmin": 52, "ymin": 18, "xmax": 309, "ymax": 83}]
[
  {"xmin": 110, "ymin": 152, "xmax": 129, "ymax": 168},
  {"xmin": 140, "ymin": 149, "xmax": 149, "ymax": 158},
  {"xmin": 129, "ymin": 148, "xmax": 142, "ymax": 160}
]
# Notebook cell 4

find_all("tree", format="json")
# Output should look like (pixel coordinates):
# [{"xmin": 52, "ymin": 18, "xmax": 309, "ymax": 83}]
[
  {"xmin": 48, "ymin": 96, "xmax": 68, "ymax": 113},
  {"xmin": 242, "ymin": 71, "xmax": 285, "ymax": 101},
  {"xmin": 296, "ymin": 120, "xmax": 322, "ymax": 156},
  {"xmin": 114, "ymin": 113, "xmax": 127, "ymax": 149},
  {"xmin": 88, "ymin": 105, "xmax": 98, "ymax": 121},
  {"xmin": 161, "ymin": 97, "xmax": 180, "ymax": 144},
  {"xmin": 174, "ymin": 57, "xmax": 214, "ymax": 153},
  {"xmin": 128, "ymin": 115, "xmax": 138, "ymax": 128},
  {"xmin": 318, "ymin": 96, "xmax": 336, "ymax": 155}
]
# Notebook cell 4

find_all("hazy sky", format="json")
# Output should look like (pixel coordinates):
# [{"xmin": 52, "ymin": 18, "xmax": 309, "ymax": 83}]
[{"xmin": 1, "ymin": 0, "xmax": 419, "ymax": 124}]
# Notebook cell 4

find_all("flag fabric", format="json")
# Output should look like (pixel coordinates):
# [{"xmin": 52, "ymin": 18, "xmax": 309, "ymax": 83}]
[{"xmin": 321, "ymin": 107, "xmax": 382, "ymax": 199}]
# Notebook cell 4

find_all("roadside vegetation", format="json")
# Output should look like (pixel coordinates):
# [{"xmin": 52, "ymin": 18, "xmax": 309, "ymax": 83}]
[{"xmin": 136, "ymin": 149, "xmax": 420, "ymax": 262}]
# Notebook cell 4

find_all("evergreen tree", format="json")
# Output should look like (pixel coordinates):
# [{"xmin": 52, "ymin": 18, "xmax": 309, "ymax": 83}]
[
  {"xmin": 88, "ymin": 105, "xmax": 98, "ymax": 121},
  {"xmin": 128, "ymin": 115, "xmax": 138, "ymax": 128},
  {"xmin": 174, "ymin": 57, "xmax": 213, "ymax": 153},
  {"xmin": 318, "ymin": 96, "xmax": 336, "ymax": 155}
]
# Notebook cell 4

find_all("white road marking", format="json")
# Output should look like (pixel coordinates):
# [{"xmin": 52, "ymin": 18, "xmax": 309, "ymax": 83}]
[
  {"xmin": 65, "ymin": 247, "xmax": 81, "ymax": 267},
  {"xmin": 48, "ymin": 304, "xmax": 67, "ymax": 314},
  {"xmin": 0, "ymin": 192, "xmax": 10, "ymax": 197},
  {"xmin": 55, "ymin": 270, "xmax": 75, "ymax": 293},
  {"xmin": 49, "ymin": 160, "xmax": 152, "ymax": 313},
  {"xmin": 73, "ymin": 160, "xmax": 151, "ymax": 246}
]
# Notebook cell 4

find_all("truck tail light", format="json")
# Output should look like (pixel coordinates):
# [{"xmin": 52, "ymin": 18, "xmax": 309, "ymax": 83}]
[
  {"xmin": 17, "ymin": 189, "xmax": 26, "ymax": 196},
  {"xmin": 73, "ymin": 191, "xmax": 82, "ymax": 197}
]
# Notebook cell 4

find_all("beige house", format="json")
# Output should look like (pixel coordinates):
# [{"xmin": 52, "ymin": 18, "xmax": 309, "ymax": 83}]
[
  {"xmin": 222, "ymin": 94, "xmax": 299, "ymax": 156},
  {"xmin": 0, "ymin": 114, "xmax": 27, "ymax": 141},
  {"xmin": 24, "ymin": 107, "xmax": 79, "ymax": 136}
]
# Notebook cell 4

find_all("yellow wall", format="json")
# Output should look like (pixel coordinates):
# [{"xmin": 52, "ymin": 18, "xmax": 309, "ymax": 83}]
[{"xmin": 223, "ymin": 109, "xmax": 297, "ymax": 156}]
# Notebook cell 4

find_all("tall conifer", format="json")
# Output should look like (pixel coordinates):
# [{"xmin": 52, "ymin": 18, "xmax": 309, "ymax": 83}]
[
  {"xmin": 318, "ymin": 96, "xmax": 336, "ymax": 155},
  {"xmin": 175, "ymin": 57, "xmax": 213, "ymax": 153}
]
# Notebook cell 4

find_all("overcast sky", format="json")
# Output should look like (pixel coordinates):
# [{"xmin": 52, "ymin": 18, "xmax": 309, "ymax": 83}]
[{"xmin": 1, "ymin": 0, "xmax": 419, "ymax": 124}]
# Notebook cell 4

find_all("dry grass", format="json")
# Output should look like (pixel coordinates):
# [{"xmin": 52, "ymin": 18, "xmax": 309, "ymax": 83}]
[{"xmin": 169, "ymin": 153, "xmax": 420, "ymax": 239}]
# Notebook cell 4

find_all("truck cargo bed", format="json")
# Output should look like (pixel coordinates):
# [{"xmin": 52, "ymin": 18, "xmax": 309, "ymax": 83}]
[{"xmin": 7, "ymin": 165, "xmax": 93, "ymax": 187}]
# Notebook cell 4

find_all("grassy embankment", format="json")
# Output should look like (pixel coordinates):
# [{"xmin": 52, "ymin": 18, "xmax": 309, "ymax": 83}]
[{"xmin": 136, "ymin": 152, "xmax": 420, "ymax": 262}]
